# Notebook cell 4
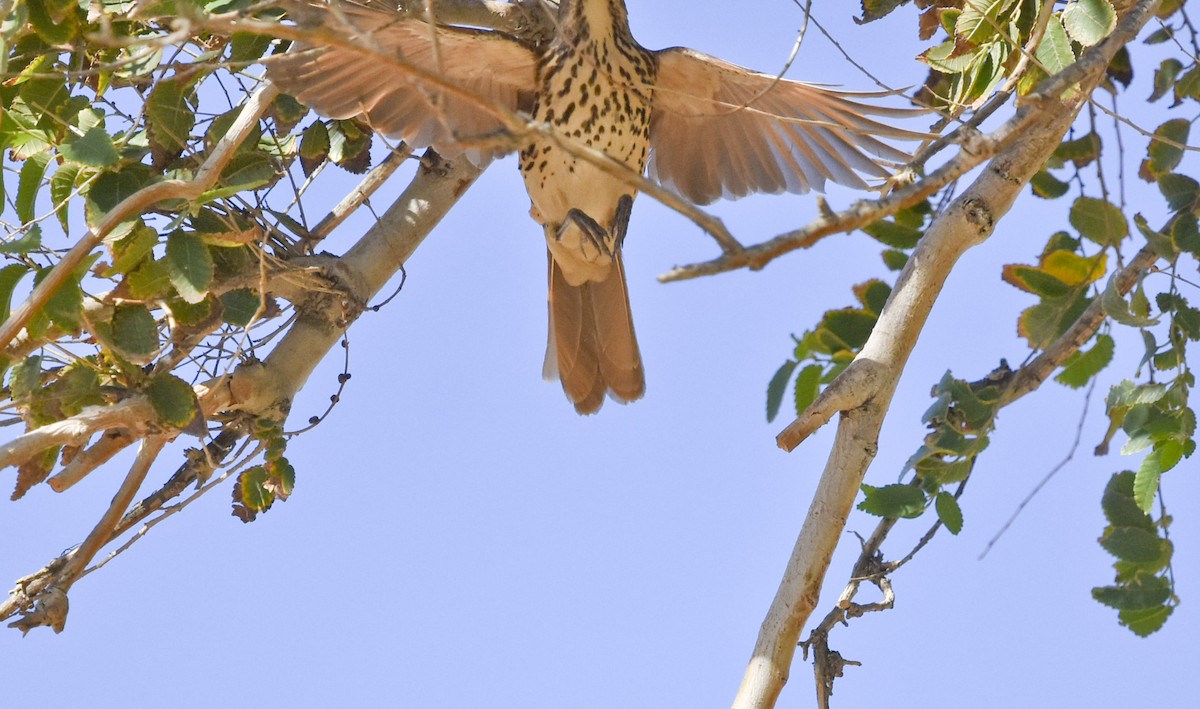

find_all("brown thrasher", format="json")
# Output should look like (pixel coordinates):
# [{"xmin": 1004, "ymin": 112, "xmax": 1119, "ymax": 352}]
[{"xmin": 267, "ymin": 0, "xmax": 923, "ymax": 414}]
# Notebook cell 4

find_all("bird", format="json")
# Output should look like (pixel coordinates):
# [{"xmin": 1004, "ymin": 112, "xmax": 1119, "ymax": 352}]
[{"xmin": 266, "ymin": 0, "xmax": 925, "ymax": 414}]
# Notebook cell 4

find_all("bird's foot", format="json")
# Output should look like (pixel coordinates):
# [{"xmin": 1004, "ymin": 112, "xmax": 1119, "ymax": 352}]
[{"xmin": 560, "ymin": 208, "xmax": 613, "ymax": 260}]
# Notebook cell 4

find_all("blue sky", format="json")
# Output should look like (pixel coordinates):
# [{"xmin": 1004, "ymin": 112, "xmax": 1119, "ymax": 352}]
[{"xmin": 2, "ymin": 2, "xmax": 1196, "ymax": 706}]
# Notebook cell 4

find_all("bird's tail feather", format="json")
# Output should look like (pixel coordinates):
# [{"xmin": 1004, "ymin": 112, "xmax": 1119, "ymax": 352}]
[{"xmin": 544, "ymin": 253, "xmax": 644, "ymax": 414}]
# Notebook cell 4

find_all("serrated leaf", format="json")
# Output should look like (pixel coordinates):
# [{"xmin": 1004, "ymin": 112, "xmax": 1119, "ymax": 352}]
[
  {"xmin": 86, "ymin": 165, "xmax": 157, "ymax": 228},
  {"xmin": 1134, "ymin": 440, "xmax": 1182, "ymax": 511},
  {"xmin": 1069, "ymin": 196, "xmax": 1127, "ymax": 246},
  {"xmin": 1157, "ymin": 173, "xmax": 1200, "ymax": 212},
  {"xmin": 219, "ymin": 288, "xmax": 261, "ymax": 327},
  {"xmin": 1171, "ymin": 211, "xmax": 1200, "ymax": 256},
  {"xmin": 60, "ymin": 125, "xmax": 120, "ymax": 168},
  {"xmin": 1145, "ymin": 119, "xmax": 1190, "ymax": 178},
  {"xmin": 1134, "ymin": 214, "xmax": 1177, "ymax": 260},
  {"xmin": 166, "ymin": 231, "xmax": 214, "ymax": 304},
  {"xmin": 881, "ymin": 249, "xmax": 908, "ymax": 270},
  {"xmin": 104, "ymin": 222, "xmax": 158, "ymax": 277},
  {"xmin": 1030, "ymin": 169, "xmax": 1070, "ymax": 199},
  {"xmin": 1002, "ymin": 264, "xmax": 1070, "ymax": 296},
  {"xmin": 126, "ymin": 259, "xmax": 173, "ymax": 300},
  {"xmin": 146, "ymin": 79, "xmax": 195, "ymax": 164},
  {"xmin": 1062, "ymin": 0, "xmax": 1116, "ymax": 46},
  {"xmin": 108, "ymin": 304, "xmax": 159, "ymax": 360},
  {"xmin": 858, "ymin": 483, "xmax": 927, "ymax": 519},
  {"xmin": 862, "ymin": 219, "xmax": 923, "ymax": 249},
  {"xmin": 935, "ymin": 491, "xmax": 963, "ymax": 534},
  {"xmin": 793, "ymin": 364, "xmax": 823, "ymax": 417},
  {"xmin": 0, "ymin": 225, "xmax": 43, "ymax": 255},
  {"xmin": 146, "ymin": 373, "xmax": 201, "ymax": 429},
  {"xmin": 299, "ymin": 121, "xmax": 331, "ymax": 177},
  {"xmin": 1054, "ymin": 132, "xmax": 1102, "ymax": 168},
  {"xmin": 1041, "ymin": 250, "xmax": 1106, "ymax": 286},
  {"xmin": 1149, "ymin": 58, "xmax": 1182, "ymax": 102},
  {"xmin": 822, "ymin": 309, "xmax": 876, "ymax": 350},
  {"xmin": 766, "ymin": 360, "xmax": 797, "ymax": 423},
  {"xmin": 1101, "ymin": 275, "xmax": 1158, "ymax": 327},
  {"xmin": 1118, "ymin": 604, "xmax": 1173, "ymax": 637},
  {"xmin": 1102, "ymin": 471, "xmax": 1154, "ymax": 529},
  {"xmin": 1036, "ymin": 15, "xmax": 1075, "ymax": 75},
  {"xmin": 0, "ymin": 265, "xmax": 31, "ymax": 324},
  {"xmin": 1092, "ymin": 576, "xmax": 1171, "ymax": 610},
  {"xmin": 9, "ymin": 355, "xmax": 43, "ymax": 401},
  {"xmin": 38, "ymin": 265, "xmax": 83, "ymax": 331},
  {"xmin": 238, "ymin": 465, "xmax": 275, "ymax": 511},
  {"xmin": 853, "ymin": 280, "xmax": 891, "ymax": 316},
  {"xmin": 49, "ymin": 162, "xmax": 83, "ymax": 233},
  {"xmin": 1100, "ymin": 526, "xmax": 1166, "ymax": 563},
  {"xmin": 17, "ymin": 151, "xmax": 52, "ymax": 225},
  {"xmin": 1056, "ymin": 334, "xmax": 1114, "ymax": 388}
]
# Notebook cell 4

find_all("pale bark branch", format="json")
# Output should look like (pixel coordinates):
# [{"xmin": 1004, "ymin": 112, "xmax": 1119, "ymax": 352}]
[{"xmin": 732, "ymin": 3, "xmax": 1161, "ymax": 707}]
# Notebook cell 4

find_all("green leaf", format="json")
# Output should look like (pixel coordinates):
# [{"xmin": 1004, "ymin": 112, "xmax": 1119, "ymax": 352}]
[
  {"xmin": 49, "ymin": 162, "xmax": 82, "ymax": 233},
  {"xmin": 107, "ymin": 304, "xmax": 159, "ymax": 361},
  {"xmin": 853, "ymin": 280, "xmax": 891, "ymax": 316},
  {"xmin": 1157, "ymin": 173, "xmax": 1200, "ymax": 212},
  {"xmin": 167, "ymin": 296, "xmax": 215, "ymax": 327},
  {"xmin": 1036, "ymin": 15, "xmax": 1075, "ymax": 75},
  {"xmin": 934, "ymin": 491, "xmax": 964, "ymax": 534},
  {"xmin": 60, "ymin": 125, "xmax": 120, "ymax": 168},
  {"xmin": 0, "ymin": 265, "xmax": 31, "ymax": 324},
  {"xmin": 1133, "ymin": 214, "xmax": 1176, "ymax": 261},
  {"xmin": 86, "ymin": 164, "xmax": 157, "ymax": 228},
  {"xmin": 1101, "ymin": 275, "xmax": 1159, "ymax": 327},
  {"xmin": 1054, "ymin": 132, "xmax": 1102, "ymax": 168},
  {"xmin": 1030, "ymin": 170, "xmax": 1070, "ymax": 199},
  {"xmin": 219, "ymin": 288, "xmax": 261, "ymax": 327},
  {"xmin": 17, "ymin": 151, "xmax": 52, "ymax": 224},
  {"xmin": 793, "ymin": 364, "xmax": 823, "ymax": 417},
  {"xmin": 1056, "ymin": 334, "xmax": 1114, "ymax": 388},
  {"xmin": 862, "ymin": 219, "xmax": 922, "ymax": 249},
  {"xmin": 1145, "ymin": 119, "xmax": 1190, "ymax": 178},
  {"xmin": 1101, "ymin": 471, "xmax": 1154, "ymax": 530},
  {"xmin": 9, "ymin": 355, "xmax": 43, "ymax": 401},
  {"xmin": 1134, "ymin": 440, "xmax": 1183, "ymax": 511},
  {"xmin": 1062, "ymin": 0, "xmax": 1116, "ymax": 46},
  {"xmin": 1069, "ymin": 196, "xmax": 1127, "ymax": 246},
  {"xmin": 240, "ymin": 465, "xmax": 275, "ymax": 511},
  {"xmin": 146, "ymin": 373, "xmax": 201, "ymax": 429},
  {"xmin": 1092, "ymin": 576, "xmax": 1171, "ymax": 610},
  {"xmin": 956, "ymin": 0, "xmax": 1017, "ymax": 44},
  {"xmin": 1100, "ymin": 526, "xmax": 1166, "ymax": 563},
  {"xmin": 1118, "ymin": 604, "xmax": 1173, "ymax": 637},
  {"xmin": 0, "ymin": 225, "xmax": 43, "ymax": 255},
  {"xmin": 858, "ymin": 484, "xmax": 927, "ymax": 519},
  {"xmin": 1002, "ymin": 264, "xmax": 1070, "ymax": 296},
  {"xmin": 766, "ymin": 360, "xmax": 797, "ymax": 423},
  {"xmin": 146, "ymin": 79, "xmax": 195, "ymax": 163},
  {"xmin": 202, "ymin": 152, "xmax": 277, "ymax": 200},
  {"xmin": 38, "ymin": 265, "xmax": 83, "ymax": 331},
  {"xmin": 165, "ymin": 231, "xmax": 214, "ymax": 304},
  {"xmin": 104, "ymin": 222, "xmax": 158, "ymax": 277},
  {"xmin": 1150, "ymin": 58, "xmax": 1182, "ymax": 102},
  {"xmin": 822, "ymin": 309, "xmax": 876, "ymax": 350},
  {"xmin": 299, "ymin": 121, "xmax": 331, "ymax": 176},
  {"xmin": 881, "ymin": 249, "xmax": 908, "ymax": 271},
  {"xmin": 1171, "ymin": 211, "xmax": 1200, "ymax": 256}
]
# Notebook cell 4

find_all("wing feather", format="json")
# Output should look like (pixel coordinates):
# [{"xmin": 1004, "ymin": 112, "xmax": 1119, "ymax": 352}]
[
  {"xmin": 267, "ymin": 2, "xmax": 537, "ymax": 165},
  {"xmin": 650, "ymin": 47, "xmax": 927, "ymax": 204}
]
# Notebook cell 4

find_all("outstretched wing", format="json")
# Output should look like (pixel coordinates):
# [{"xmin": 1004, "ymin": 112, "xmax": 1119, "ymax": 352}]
[
  {"xmin": 649, "ymin": 47, "xmax": 927, "ymax": 205},
  {"xmin": 266, "ymin": 2, "xmax": 538, "ymax": 164}
]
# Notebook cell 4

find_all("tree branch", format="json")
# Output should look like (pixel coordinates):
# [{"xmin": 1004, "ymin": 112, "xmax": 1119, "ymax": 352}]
[{"xmin": 732, "ymin": 2, "xmax": 1161, "ymax": 707}]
